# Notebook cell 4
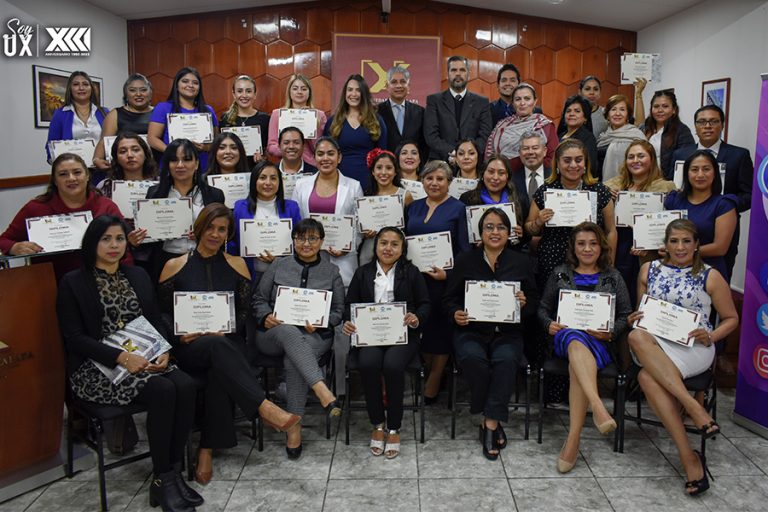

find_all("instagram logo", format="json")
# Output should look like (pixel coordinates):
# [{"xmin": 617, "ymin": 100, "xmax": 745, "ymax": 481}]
[{"xmin": 754, "ymin": 346, "xmax": 768, "ymax": 379}]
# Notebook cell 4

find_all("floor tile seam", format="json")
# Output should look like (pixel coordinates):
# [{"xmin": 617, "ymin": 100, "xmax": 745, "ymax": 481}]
[
  {"xmin": 729, "ymin": 439, "xmax": 768, "ymax": 477},
  {"xmin": 591, "ymin": 471, "xmax": 618, "ymax": 512},
  {"xmin": 645, "ymin": 433, "xmax": 684, "ymax": 478}
]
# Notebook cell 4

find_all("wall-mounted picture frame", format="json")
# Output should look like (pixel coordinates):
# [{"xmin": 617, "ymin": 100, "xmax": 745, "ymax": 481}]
[
  {"xmin": 33, "ymin": 65, "xmax": 104, "ymax": 129},
  {"xmin": 701, "ymin": 77, "xmax": 730, "ymax": 142}
]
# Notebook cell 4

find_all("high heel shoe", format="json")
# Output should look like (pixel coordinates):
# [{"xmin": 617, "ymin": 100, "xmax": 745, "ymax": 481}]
[
  {"xmin": 557, "ymin": 442, "xmax": 577, "ymax": 474},
  {"xmin": 594, "ymin": 416, "xmax": 617, "ymax": 435},
  {"xmin": 480, "ymin": 425, "xmax": 499, "ymax": 461},
  {"xmin": 324, "ymin": 399, "xmax": 342, "ymax": 418},
  {"xmin": 685, "ymin": 450, "xmax": 713, "ymax": 496},
  {"xmin": 285, "ymin": 443, "xmax": 303, "ymax": 460},
  {"xmin": 493, "ymin": 423, "xmax": 507, "ymax": 450},
  {"xmin": 193, "ymin": 449, "xmax": 212, "ymax": 486},
  {"xmin": 149, "ymin": 471, "xmax": 195, "ymax": 511},
  {"xmin": 262, "ymin": 413, "xmax": 301, "ymax": 433},
  {"xmin": 698, "ymin": 420, "xmax": 720, "ymax": 440},
  {"xmin": 172, "ymin": 463, "xmax": 204, "ymax": 507}
]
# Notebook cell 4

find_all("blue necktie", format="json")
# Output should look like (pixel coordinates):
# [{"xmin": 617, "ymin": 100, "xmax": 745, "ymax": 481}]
[{"xmin": 394, "ymin": 103, "xmax": 404, "ymax": 135}]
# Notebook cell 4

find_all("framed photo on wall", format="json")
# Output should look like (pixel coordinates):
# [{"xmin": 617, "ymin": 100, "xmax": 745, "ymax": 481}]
[
  {"xmin": 32, "ymin": 65, "xmax": 104, "ymax": 129},
  {"xmin": 701, "ymin": 77, "xmax": 730, "ymax": 142}
]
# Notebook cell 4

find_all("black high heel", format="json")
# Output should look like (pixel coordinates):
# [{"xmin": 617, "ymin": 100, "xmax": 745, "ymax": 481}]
[
  {"xmin": 685, "ymin": 450, "xmax": 713, "ymax": 496},
  {"xmin": 493, "ymin": 424, "xmax": 507, "ymax": 450},
  {"xmin": 172, "ymin": 463, "xmax": 204, "ymax": 507},
  {"xmin": 698, "ymin": 420, "xmax": 720, "ymax": 440},
  {"xmin": 149, "ymin": 471, "xmax": 195, "ymax": 511},
  {"xmin": 285, "ymin": 443, "xmax": 303, "ymax": 460},
  {"xmin": 324, "ymin": 399, "xmax": 342, "ymax": 418},
  {"xmin": 479, "ymin": 425, "xmax": 499, "ymax": 461}
]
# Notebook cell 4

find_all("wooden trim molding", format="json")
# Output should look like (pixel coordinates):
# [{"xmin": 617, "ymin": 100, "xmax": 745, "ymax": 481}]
[{"xmin": 0, "ymin": 175, "xmax": 49, "ymax": 190}]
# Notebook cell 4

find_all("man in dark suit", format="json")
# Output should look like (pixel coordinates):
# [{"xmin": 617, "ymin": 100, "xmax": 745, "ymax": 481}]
[
  {"xmin": 424, "ymin": 55, "xmax": 493, "ymax": 162},
  {"xmin": 516, "ymin": 131, "xmax": 552, "ymax": 202},
  {"xmin": 672, "ymin": 104, "xmax": 754, "ymax": 278},
  {"xmin": 377, "ymin": 66, "xmax": 427, "ymax": 161}
]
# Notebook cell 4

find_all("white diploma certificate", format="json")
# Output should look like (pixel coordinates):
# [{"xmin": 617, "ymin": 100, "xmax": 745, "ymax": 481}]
[
  {"xmin": 103, "ymin": 134, "xmax": 148, "ymax": 161},
  {"xmin": 632, "ymin": 210, "xmax": 686, "ymax": 250},
  {"xmin": 278, "ymin": 108, "xmax": 318, "ymax": 139},
  {"xmin": 620, "ymin": 52, "xmax": 661, "ymax": 84},
  {"xmin": 282, "ymin": 173, "xmax": 307, "ymax": 201},
  {"xmin": 239, "ymin": 218, "xmax": 293, "ymax": 257},
  {"xmin": 405, "ymin": 231, "xmax": 454, "ymax": 272},
  {"xmin": 355, "ymin": 195, "xmax": 404, "ymax": 231},
  {"xmin": 464, "ymin": 280, "xmax": 520, "ymax": 323},
  {"xmin": 48, "ymin": 138, "xmax": 97, "ymax": 162},
  {"xmin": 556, "ymin": 290, "xmax": 615, "ymax": 332},
  {"xmin": 544, "ymin": 190, "xmax": 593, "ymax": 227},
  {"xmin": 25, "ymin": 211, "xmax": 93, "ymax": 253},
  {"xmin": 449, "ymin": 177, "xmax": 478, "ymax": 199},
  {"xmin": 221, "ymin": 126, "xmax": 262, "ymax": 154},
  {"xmin": 273, "ymin": 286, "xmax": 333, "ymax": 328},
  {"xmin": 133, "ymin": 198, "xmax": 194, "ymax": 240},
  {"xmin": 309, "ymin": 214, "xmax": 356, "ymax": 252},
  {"xmin": 167, "ymin": 113, "xmax": 214, "ymax": 144},
  {"xmin": 634, "ymin": 294, "xmax": 701, "ymax": 347},
  {"xmin": 614, "ymin": 191, "xmax": 665, "ymax": 227},
  {"xmin": 173, "ymin": 291, "xmax": 236, "ymax": 335},
  {"xmin": 350, "ymin": 302, "xmax": 408, "ymax": 347},
  {"xmin": 110, "ymin": 180, "xmax": 157, "ymax": 218},
  {"xmin": 401, "ymin": 179, "xmax": 426, "ymax": 201},
  {"xmin": 465, "ymin": 202, "xmax": 518, "ymax": 244},
  {"xmin": 207, "ymin": 172, "xmax": 251, "ymax": 208}
]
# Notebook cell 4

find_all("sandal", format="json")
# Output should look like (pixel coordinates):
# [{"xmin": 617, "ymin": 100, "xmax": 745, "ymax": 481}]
[
  {"xmin": 493, "ymin": 423, "xmax": 507, "ymax": 450},
  {"xmin": 479, "ymin": 425, "xmax": 499, "ymax": 461},
  {"xmin": 685, "ymin": 449, "xmax": 713, "ymax": 496},
  {"xmin": 698, "ymin": 420, "xmax": 720, "ymax": 440},
  {"xmin": 370, "ymin": 424, "xmax": 386, "ymax": 457},
  {"xmin": 384, "ymin": 429, "xmax": 400, "ymax": 459}
]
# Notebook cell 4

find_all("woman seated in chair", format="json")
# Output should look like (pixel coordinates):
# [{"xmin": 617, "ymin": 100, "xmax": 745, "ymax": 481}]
[
  {"xmin": 443, "ymin": 208, "xmax": 537, "ymax": 460},
  {"xmin": 253, "ymin": 218, "xmax": 345, "ymax": 459},
  {"xmin": 628, "ymin": 219, "xmax": 738, "ymax": 496},
  {"xmin": 159, "ymin": 203, "xmax": 299, "ymax": 485},
  {"xmin": 537, "ymin": 222, "xmax": 632, "ymax": 473},
  {"xmin": 341, "ymin": 227, "xmax": 430, "ymax": 459},
  {"xmin": 57, "ymin": 215, "xmax": 202, "ymax": 511}
]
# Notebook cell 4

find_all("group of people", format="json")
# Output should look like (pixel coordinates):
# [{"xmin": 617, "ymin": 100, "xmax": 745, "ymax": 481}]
[{"xmin": 0, "ymin": 54, "xmax": 752, "ymax": 510}]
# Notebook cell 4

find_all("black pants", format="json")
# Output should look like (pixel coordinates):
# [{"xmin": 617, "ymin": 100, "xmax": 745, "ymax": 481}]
[
  {"xmin": 454, "ymin": 331, "xmax": 523, "ymax": 422},
  {"xmin": 173, "ymin": 335, "xmax": 266, "ymax": 449},
  {"xmin": 134, "ymin": 369, "xmax": 196, "ymax": 474},
  {"xmin": 357, "ymin": 340, "xmax": 419, "ymax": 430}
]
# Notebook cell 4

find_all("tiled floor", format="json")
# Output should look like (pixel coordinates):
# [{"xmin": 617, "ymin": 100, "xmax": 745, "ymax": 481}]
[{"xmin": 1, "ymin": 388, "xmax": 767, "ymax": 511}]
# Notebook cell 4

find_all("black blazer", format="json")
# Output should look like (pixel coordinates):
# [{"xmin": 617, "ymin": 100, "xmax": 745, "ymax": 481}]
[
  {"xmin": 378, "ymin": 99, "xmax": 428, "ymax": 161},
  {"xmin": 672, "ymin": 142, "xmax": 754, "ymax": 213},
  {"xmin": 565, "ymin": 126, "xmax": 598, "ymax": 176},
  {"xmin": 424, "ymin": 90, "xmax": 493, "ymax": 161},
  {"xmin": 641, "ymin": 120, "xmax": 695, "ymax": 179},
  {"xmin": 57, "ymin": 265, "xmax": 167, "ymax": 375}
]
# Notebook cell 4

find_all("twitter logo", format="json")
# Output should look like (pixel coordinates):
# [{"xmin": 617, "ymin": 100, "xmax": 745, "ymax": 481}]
[{"xmin": 758, "ymin": 304, "xmax": 768, "ymax": 337}]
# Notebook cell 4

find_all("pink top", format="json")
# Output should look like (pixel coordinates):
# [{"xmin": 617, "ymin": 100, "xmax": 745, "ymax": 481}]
[
  {"xmin": 308, "ymin": 186, "xmax": 337, "ymax": 214},
  {"xmin": 267, "ymin": 108, "xmax": 328, "ymax": 167}
]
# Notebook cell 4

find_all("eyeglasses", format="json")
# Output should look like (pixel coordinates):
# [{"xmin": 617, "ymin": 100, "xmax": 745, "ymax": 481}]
[
  {"xmin": 293, "ymin": 236, "xmax": 322, "ymax": 245},
  {"xmin": 482, "ymin": 223, "xmax": 509, "ymax": 233},
  {"xmin": 694, "ymin": 119, "xmax": 722, "ymax": 127}
]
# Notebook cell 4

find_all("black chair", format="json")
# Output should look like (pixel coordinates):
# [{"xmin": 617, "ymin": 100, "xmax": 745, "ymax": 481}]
[
  {"xmin": 450, "ymin": 354, "xmax": 534, "ymax": 440},
  {"xmin": 536, "ymin": 358, "xmax": 626, "ymax": 452},
  {"xmin": 343, "ymin": 349, "xmax": 426, "ymax": 444}
]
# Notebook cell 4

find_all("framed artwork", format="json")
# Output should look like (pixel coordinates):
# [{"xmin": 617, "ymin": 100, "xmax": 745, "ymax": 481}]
[
  {"xmin": 701, "ymin": 77, "xmax": 731, "ymax": 142},
  {"xmin": 33, "ymin": 65, "xmax": 104, "ymax": 129}
]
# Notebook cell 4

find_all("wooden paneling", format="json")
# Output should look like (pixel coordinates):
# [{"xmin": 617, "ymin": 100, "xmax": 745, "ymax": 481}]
[{"xmin": 128, "ymin": 0, "xmax": 636, "ymax": 126}]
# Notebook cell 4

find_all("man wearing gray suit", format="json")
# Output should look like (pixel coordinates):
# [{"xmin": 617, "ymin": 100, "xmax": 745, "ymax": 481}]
[{"xmin": 424, "ymin": 55, "xmax": 493, "ymax": 162}]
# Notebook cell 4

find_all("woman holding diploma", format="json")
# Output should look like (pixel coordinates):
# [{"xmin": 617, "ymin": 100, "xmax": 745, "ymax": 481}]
[
  {"xmin": 205, "ymin": 132, "xmax": 250, "ymax": 176},
  {"xmin": 397, "ymin": 140, "xmax": 422, "ymax": 182},
  {"xmin": 664, "ymin": 150, "xmax": 737, "ymax": 282},
  {"xmin": 160, "ymin": 204, "xmax": 300, "ymax": 485},
  {"xmin": 266, "ymin": 74, "xmax": 327, "ymax": 167},
  {"xmin": 628, "ymin": 219, "xmax": 738, "ymax": 496},
  {"xmin": 537, "ymin": 222, "xmax": 631, "ymax": 473},
  {"xmin": 405, "ymin": 160, "xmax": 471, "ymax": 404},
  {"xmin": 444, "ymin": 208, "xmax": 537, "ymax": 460},
  {"xmin": 231, "ymin": 161, "xmax": 302, "ymax": 279},
  {"xmin": 97, "ymin": 133, "xmax": 158, "ymax": 194},
  {"xmin": 219, "ymin": 74, "xmax": 269, "ymax": 162},
  {"xmin": 595, "ymin": 94, "xmax": 645, "ymax": 181},
  {"xmin": 524, "ymin": 139, "xmax": 616, "ymax": 290},
  {"xmin": 342, "ymin": 227, "xmax": 430, "ymax": 458},
  {"xmin": 57, "ymin": 215, "xmax": 201, "ymax": 511},
  {"xmin": 253, "ymin": 218, "xmax": 345, "ymax": 459}
]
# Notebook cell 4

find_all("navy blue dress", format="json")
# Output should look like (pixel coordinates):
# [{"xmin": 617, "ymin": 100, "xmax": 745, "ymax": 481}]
[{"xmin": 324, "ymin": 115, "xmax": 387, "ymax": 191}]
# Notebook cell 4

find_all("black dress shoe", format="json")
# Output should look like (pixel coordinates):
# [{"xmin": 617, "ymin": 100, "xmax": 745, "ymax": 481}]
[
  {"xmin": 171, "ymin": 464, "xmax": 204, "ymax": 507},
  {"xmin": 493, "ymin": 424, "xmax": 507, "ymax": 450},
  {"xmin": 149, "ymin": 471, "xmax": 195, "ymax": 511},
  {"xmin": 286, "ymin": 443, "xmax": 303, "ymax": 460}
]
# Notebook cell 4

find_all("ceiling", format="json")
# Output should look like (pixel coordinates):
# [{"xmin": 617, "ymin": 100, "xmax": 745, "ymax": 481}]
[{"xmin": 85, "ymin": 0, "xmax": 705, "ymax": 31}]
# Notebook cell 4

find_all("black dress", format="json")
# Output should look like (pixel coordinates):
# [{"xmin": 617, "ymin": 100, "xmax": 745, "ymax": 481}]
[{"xmin": 219, "ymin": 111, "xmax": 270, "ymax": 153}]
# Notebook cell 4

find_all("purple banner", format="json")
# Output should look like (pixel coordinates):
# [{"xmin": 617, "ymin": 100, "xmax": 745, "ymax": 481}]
[{"xmin": 734, "ymin": 74, "xmax": 768, "ymax": 432}]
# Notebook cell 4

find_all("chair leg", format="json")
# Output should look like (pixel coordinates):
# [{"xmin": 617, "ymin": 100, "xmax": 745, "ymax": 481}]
[
  {"xmin": 614, "ymin": 374, "xmax": 626, "ymax": 453},
  {"xmin": 257, "ymin": 417, "xmax": 264, "ymax": 452},
  {"xmin": 537, "ymin": 369, "xmax": 544, "ymax": 444},
  {"xmin": 344, "ymin": 371, "xmax": 351, "ymax": 446},
  {"xmin": 419, "ymin": 367, "xmax": 426, "ymax": 444},
  {"xmin": 94, "ymin": 420, "xmax": 109, "ymax": 512},
  {"xmin": 523, "ymin": 365, "xmax": 531, "ymax": 441},
  {"xmin": 66, "ymin": 409, "xmax": 75, "ymax": 478},
  {"xmin": 450, "ymin": 363, "xmax": 458, "ymax": 440}
]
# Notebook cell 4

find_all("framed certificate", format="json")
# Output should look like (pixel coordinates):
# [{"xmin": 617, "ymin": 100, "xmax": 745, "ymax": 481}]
[
  {"xmin": 25, "ymin": 211, "xmax": 93, "ymax": 253},
  {"xmin": 350, "ymin": 302, "xmax": 408, "ymax": 347},
  {"xmin": 221, "ymin": 126, "xmax": 262, "ymax": 154},
  {"xmin": 133, "ymin": 198, "xmax": 194, "ymax": 241},
  {"xmin": 239, "ymin": 218, "xmax": 293, "ymax": 257},
  {"xmin": 207, "ymin": 172, "xmax": 251, "ymax": 208},
  {"xmin": 278, "ymin": 108, "xmax": 318, "ymax": 139},
  {"xmin": 634, "ymin": 294, "xmax": 701, "ymax": 347},
  {"xmin": 401, "ymin": 179, "xmax": 426, "ymax": 201},
  {"xmin": 309, "ymin": 214, "xmax": 356, "ymax": 252},
  {"xmin": 273, "ymin": 286, "xmax": 333, "ymax": 328},
  {"xmin": 167, "ymin": 113, "xmax": 214, "ymax": 144},
  {"xmin": 110, "ymin": 180, "xmax": 157, "ymax": 218},
  {"xmin": 173, "ymin": 291, "xmax": 236, "ymax": 335},
  {"xmin": 556, "ymin": 290, "xmax": 615, "ymax": 332},
  {"xmin": 632, "ymin": 210, "xmax": 686, "ymax": 251},
  {"xmin": 103, "ymin": 134, "xmax": 148, "ymax": 161},
  {"xmin": 465, "ymin": 280, "xmax": 520, "ymax": 323},
  {"xmin": 405, "ymin": 231, "xmax": 454, "ymax": 272},
  {"xmin": 355, "ymin": 195, "xmax": 404, "ymax": 231},
  {"xmin": 448, "ymin": 177, "xmax": 478, "ymax": 199},
  {"xmin": 48, "ymin": 138, "xmax": 97, "ymax": 162},
  {"xmin": 614, "ymin": 191, "xmax": 665, "ymax": 227},
  {"xmin": 544, "ymin": 190, "xmax": 593, "ymax": 227},
  {"xmin": 466, "ymin": 202, "xmax": 517, "ymax": 244},
  {"xmin": 282, "ymin": 173, "xmax": 307, "ymax": 200}
]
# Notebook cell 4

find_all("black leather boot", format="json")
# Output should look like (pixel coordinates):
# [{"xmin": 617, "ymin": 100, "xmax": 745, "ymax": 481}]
[
  {"xmin": 172, "ymin": 463, "xmax": 204, "ymax": 507},
  {"xmin": 149, "ymin": 471, "xmax": 195, "ymax": 511}
]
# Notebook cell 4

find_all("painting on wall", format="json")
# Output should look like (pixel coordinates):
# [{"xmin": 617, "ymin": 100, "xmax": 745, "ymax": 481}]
[
  {"xmin": 701, "ymin": 77, "xmax": 731, "ymax": 141},
  {"xmin": 33, "ymin": 65, "xmax": 103, "ymax": 129}
]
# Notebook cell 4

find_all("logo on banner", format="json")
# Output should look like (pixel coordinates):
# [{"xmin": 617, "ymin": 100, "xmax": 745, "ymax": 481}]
[
  {"xmin": 754, "ymin": 345, "xmax": 768, "ymax": 380},
  {"xmin": 3, "ymin": 18, "xmax": 34, "ymax": 57},
  {"xmin": 758, "ymin": 304, "xmax": 768, "ymax": 337},
  {"xmin": 44, "ymin": 26, "xmax": 91, "ymax": 56},
  {"xmin": 2, "ymin": 17, "xmax": 91, "ymax": 57},
  {"xmin": 361, "ymin": 60, "xmax": 410, "ymax": 93}
]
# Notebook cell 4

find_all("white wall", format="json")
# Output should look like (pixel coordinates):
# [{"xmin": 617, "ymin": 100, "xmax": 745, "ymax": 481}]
[
  {"xmin": 638, "ymin": 0, "xmax": 768, "ymax": 292},
  {"xmin": 0, "ymin": 0, "xmax": 128, "ymax": 231}
]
